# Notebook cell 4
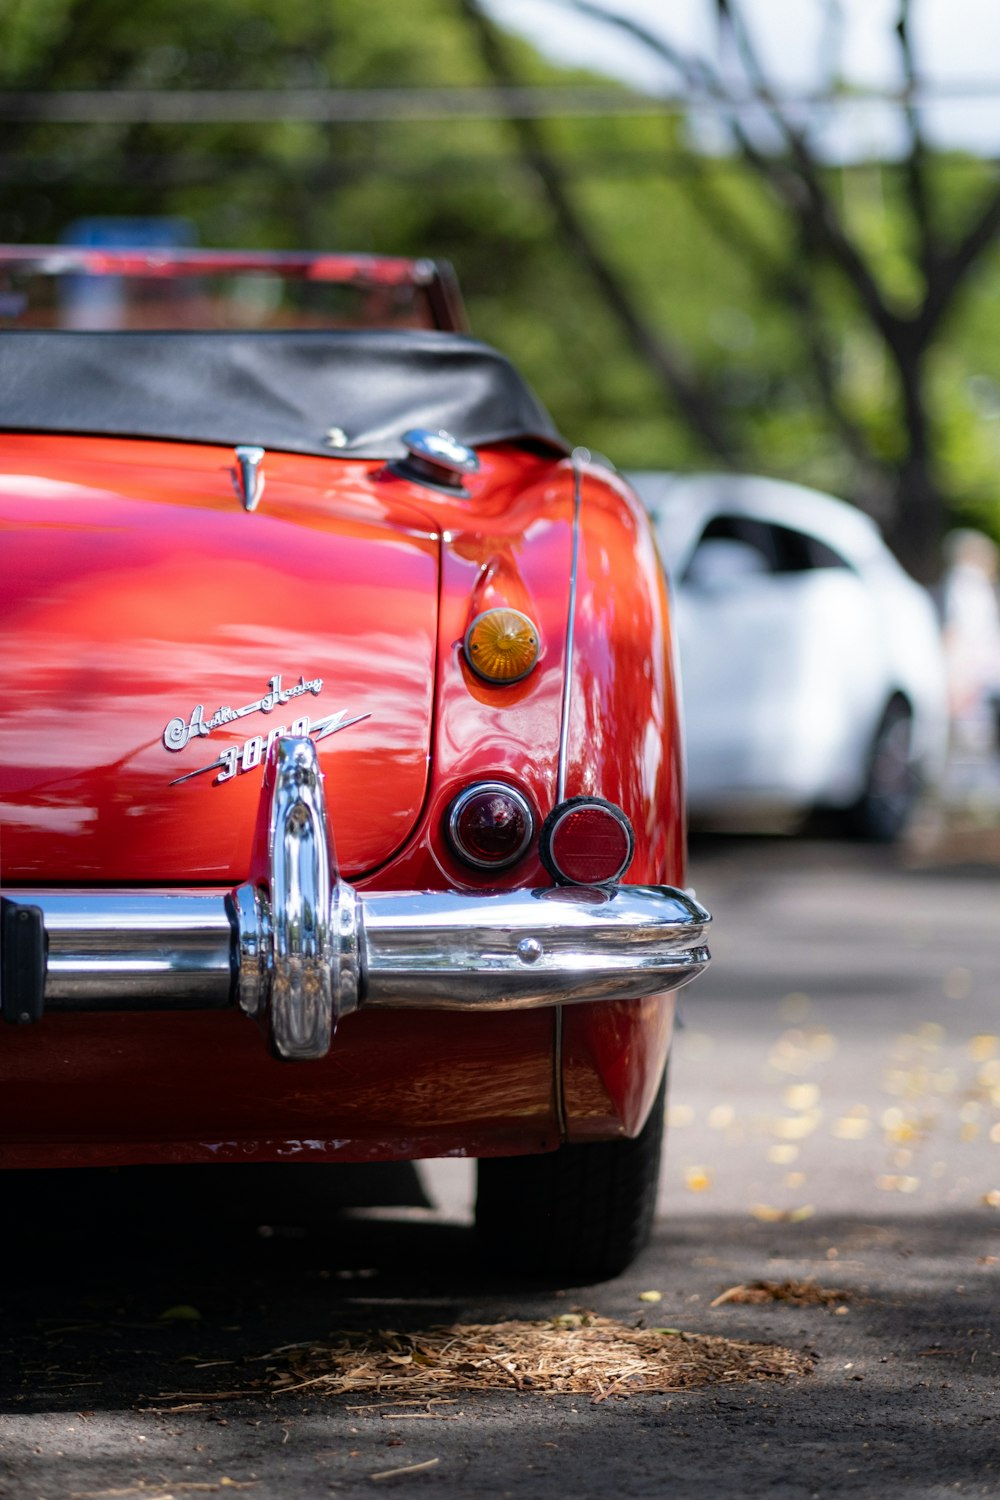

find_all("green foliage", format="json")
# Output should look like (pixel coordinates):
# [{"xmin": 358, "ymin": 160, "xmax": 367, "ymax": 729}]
[
  {"xmin": 0, "ymin": 0, "xmax": 75, "ymax": 83},
  {"xmin": 3, "ymin": 0, "xmax": 1000, "ymax": 549}
]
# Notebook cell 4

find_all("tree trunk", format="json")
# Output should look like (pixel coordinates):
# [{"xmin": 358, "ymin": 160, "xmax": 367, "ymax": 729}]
[
  {"xmin": 884, "ymin": 339, "xmax": 945, "ymax": 584},
  {"xmin": 885, "ymin": 460, "xmax": 947, "ymax": 585}
]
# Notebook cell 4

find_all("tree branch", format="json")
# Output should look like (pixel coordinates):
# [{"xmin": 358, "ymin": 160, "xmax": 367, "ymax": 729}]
[
  {"xmin": 565, "ymin": 0, "xmax": 903, "ymax": 347},
  {"xmin": 920, "ymin": 172, "xmax": 1000, "ymax": 339},
  {"xmin": 895, "ymin": 0, "xmax": 936, "ymax": 282},
  {"xmin": 680, "ymin": 157, "xmax": 882, "ymax": 475},
  {"xmin": 458, "ymin": 0, "xmax": 738, "ymax": 459}
]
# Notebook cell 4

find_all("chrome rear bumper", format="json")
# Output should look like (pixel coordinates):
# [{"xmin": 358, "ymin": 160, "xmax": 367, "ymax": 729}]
[{"xmin": 2, "ymin": 739, "xmax": 711, "ymax": 1060}]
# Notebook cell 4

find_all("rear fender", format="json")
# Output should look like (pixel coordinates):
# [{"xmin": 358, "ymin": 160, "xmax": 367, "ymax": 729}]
[
  {"xmin": 361, "ymin": 450, "xmax": 576, "ymax": 891},
  {"xmin": 557, "ymin": 464, "xmax": 686, "ymax": 1140}
]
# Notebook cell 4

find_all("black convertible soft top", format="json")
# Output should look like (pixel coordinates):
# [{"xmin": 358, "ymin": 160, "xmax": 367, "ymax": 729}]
[{"xmin": 0, "ymin": 328, "xmax": 569, "ymax": 459}]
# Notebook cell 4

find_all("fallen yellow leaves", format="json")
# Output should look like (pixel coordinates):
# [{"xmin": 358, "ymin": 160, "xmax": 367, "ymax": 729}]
[
  {"xmin": 668, "ymin": 1006, "xmax": 1000, "ymax": 1217},
  {"xmin": 883, "ymin": 1067, "xmax": 935, "ymax": 1099},
  {"xmin": 158, "ymin": 1304, "xmax": 202, "ymax": 1323},
  {"xmin": 784, "ymin": 1083, "xmax": 820, "ymax": 1111},
  {"xmin": 879, "ymin": 1107, "xmax": 931, "ymax": 1145},
  {"xmin": 767, "ymin": 1028, "xmax": 837, "ymax": 1076},
  {"xmin": 684, "ymin": 1165, "xmax": 712, "ymax": 1192},
  {"xmin": 885, "ymin": 1118, "xmax": 923, "ymax": 1145},
  {"xmin": 770, "ymin": 1110, "xmax": 822, "ymax": 1141},
  {"xmin": 876, "ymin": 1174, "xmax": 920, "ymax": 1194},
  {"xmin": 750, "ymin": 1204, "xmax": 815, "ymax": 1223},
  {"xmin": 707, "ymin": 1104, "xmax": 735, "ymax": 1131}
]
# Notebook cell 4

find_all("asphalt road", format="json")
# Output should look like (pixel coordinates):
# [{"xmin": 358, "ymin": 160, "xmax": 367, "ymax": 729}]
[{"xmin": 1, "ymin": 837, "xmax": 998, "ymax": 1500}]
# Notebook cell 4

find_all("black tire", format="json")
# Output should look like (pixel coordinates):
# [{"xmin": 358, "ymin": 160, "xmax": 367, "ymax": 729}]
[
  {"xmin": 475, "ymin": 1070, "xmax": 667, "ymax": 1282},
  {"xmin": 846, "ymin": 697, "xmax": 919, "ymax": 843}
]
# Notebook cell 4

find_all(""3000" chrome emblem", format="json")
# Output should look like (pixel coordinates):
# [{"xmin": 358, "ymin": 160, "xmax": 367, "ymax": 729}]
[{"xmin": 163, "ymin": 674, "xmax": 369, "ymax": 787}]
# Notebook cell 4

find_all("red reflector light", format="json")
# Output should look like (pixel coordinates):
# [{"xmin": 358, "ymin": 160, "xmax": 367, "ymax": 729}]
[
  {"xmin": 447, "ymin": 783, "xmax": 534, "ymax": 870},
  {"xmin": 541, "ymin": 798, "xmax": 634, "ymax": 886}
]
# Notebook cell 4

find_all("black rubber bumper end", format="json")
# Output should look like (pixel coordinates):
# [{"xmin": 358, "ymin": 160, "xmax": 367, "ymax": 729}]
[{"xmin": 1, "ymin": 898, "xmax": 47, "ymax": 1025}]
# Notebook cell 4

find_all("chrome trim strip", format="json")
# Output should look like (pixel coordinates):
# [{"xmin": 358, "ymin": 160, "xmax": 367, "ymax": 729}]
[
  {"xmin": 12, "ymin": 881, "xmax": 709, "ymax": 1019},
  {"xmin": 556, "ymin": 450, "xmax": 586, "ymax": 805},
  {"xmin": 34, "ymin": 892, "xmax": 233, "ymax": 1008},
  {"xmin": 233, "ymin": 444, "xmax": 265, "ymax": 512},
  {"xmin": 553, "ymin": 450, "xmax": 586, "ymax": 1135},
  {"xmin": 267, "ymin": 738, "xmax": 336, "ymax": 1060},
  {"xmin": 231, "ymin": 883, "xmax": 270, "ymax": 1019},
  {"xmin": 358, "ymin": 884, "xmax": 709, "ymax": 1009},
  {"xmin": 234, "ymin": 738, "xmax": 361, "ymax": 1056}
]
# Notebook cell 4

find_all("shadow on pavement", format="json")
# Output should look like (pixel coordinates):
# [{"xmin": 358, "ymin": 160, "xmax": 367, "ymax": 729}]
[{"xmin": 2, "ymin": 1171, "xmax": 999, "ymax": 1496}]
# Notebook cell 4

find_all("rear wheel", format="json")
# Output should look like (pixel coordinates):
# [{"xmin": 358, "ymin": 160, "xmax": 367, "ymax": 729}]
[
  {"xmin": 846, "ymin": 697, "xmax": 919, "ymax": 842},
  {"xmin": 475, "ymin": 1070, "xmax": 667, "ymax": 1282}
]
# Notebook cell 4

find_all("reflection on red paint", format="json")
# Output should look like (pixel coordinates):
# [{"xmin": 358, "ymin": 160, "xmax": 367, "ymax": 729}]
[{"xmin": 0, "ymin": 434, "xmax": 687, "ymax": 1164}]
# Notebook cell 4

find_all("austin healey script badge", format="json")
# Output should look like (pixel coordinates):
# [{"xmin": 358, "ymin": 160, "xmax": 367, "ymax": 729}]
[{"xmin": 163, "ymin": 674, "xmax": 369, "ymax": 786}]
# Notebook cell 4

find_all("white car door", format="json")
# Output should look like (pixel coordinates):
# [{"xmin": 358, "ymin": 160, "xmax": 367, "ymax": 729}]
[{"xmin": 676, "ymin": 515, "xmax": 880, "ymax": 809}]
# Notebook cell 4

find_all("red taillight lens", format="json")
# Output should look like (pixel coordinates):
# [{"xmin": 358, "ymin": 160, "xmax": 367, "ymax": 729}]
[
  {"xmin": 540, "ymin": 798, "xmax": 634, "ymax": 886},
  {"xmin": 447, "ymin": 783, "xmax": 534, "ymax": 869}
]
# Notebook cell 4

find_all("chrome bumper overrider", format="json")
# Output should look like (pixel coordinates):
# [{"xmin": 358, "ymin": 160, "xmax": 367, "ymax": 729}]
[{"xmin": 2, "ymin": 738, "xmax": 711, "ymax": 1061}]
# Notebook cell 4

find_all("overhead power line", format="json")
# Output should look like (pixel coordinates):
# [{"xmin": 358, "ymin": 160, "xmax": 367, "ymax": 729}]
[
  {"xmin": 2, "ymin": 82, "xmax": 1000, "ymax": 125},
  {"xmin": 0, "ymin": 86, "xmax": 661, "ymax": 124},
  {"xmin": 3, "ymin": 145, "xmax": 995, "ymax": 188}
]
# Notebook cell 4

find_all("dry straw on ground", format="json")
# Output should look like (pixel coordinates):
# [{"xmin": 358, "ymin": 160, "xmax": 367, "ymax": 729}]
[
  {"xmin": 710, "ymin": 1279, "xmax": 851, "ymax": 1309},
  {"xmin": 264, "ymin": 1313, "xmax": 811, "ymax": 1403}
]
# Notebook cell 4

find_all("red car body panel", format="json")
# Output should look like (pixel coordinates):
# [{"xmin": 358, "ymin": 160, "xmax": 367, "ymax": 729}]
[
  {"xmin": 0, "ymin": 255, "xmax": 694, "ymax": 1173},
  {"xmin": 0, "ymin": 442, "xmax": 683, "ymax": 1164},
  {"xmin": 1, "ymin": 436, "xmax": 441, "ymax": 881},
  {"xmin": 0, "ymin": 1007, "xmax": 560, "ymax": 1170}
]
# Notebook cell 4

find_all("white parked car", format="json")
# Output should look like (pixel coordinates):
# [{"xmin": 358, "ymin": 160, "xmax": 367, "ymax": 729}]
[{"xmin": 629, "ymin": 473, "xmax": 949, "ymax": 840}]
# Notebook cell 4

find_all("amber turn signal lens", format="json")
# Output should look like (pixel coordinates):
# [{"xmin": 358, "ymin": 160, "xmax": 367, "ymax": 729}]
[
  {"xmin": 447, "ymin": 783, "xmax": 535, "ymax": 869},
  {"xmin": 540, "ymin": 798, "xmax": 635, "ymax": 886},
  {"xmin": 464, "ymin": 608, "xmax": 540, "ymax": 684}
]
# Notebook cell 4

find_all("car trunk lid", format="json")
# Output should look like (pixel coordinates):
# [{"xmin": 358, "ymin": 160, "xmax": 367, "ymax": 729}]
[{"xmin": 0, "ymin": 436, "xmax": 439, "ymax": 883}]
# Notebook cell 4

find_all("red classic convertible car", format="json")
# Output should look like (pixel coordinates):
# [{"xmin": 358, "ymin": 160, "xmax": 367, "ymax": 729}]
[{"xmin": 0, "ymin": 247, "xmax": 710, "ymax": 1279}]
